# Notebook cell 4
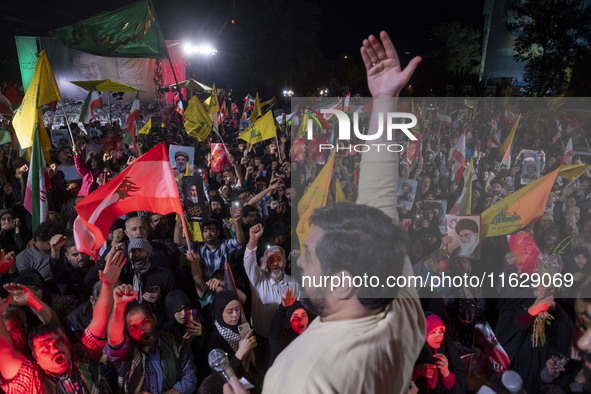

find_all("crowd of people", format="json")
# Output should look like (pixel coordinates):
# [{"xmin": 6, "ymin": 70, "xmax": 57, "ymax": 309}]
[{"xmin": 0, "ymin": 30, "xmax": 590, "ymax": 394}]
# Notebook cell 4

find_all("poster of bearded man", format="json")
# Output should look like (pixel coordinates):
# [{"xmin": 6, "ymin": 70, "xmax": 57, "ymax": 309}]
[{"xmin": 444, "ymin": 214, "xmax": 481, "ymax": 260}]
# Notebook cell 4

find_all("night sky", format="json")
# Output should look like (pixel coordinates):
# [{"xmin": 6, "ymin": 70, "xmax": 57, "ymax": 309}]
[{"xmin": 0, "ymin": 0, "xmax": 485, "ymax": 96}]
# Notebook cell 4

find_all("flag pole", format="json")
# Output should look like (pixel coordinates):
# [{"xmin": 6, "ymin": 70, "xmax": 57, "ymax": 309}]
[
  {"xmin": 275, "ymin": 135, "xmax": 282, "ymax": 162},
  {"xmin": 179, "ymin": 211, "xmax": 192, "ymax": 253},
  {"xmin": 212, "ymin": 126, "xmax": 231, "ymax": 156},
  {"xmin": 59, "ymin": 100, "xmax": 75, "ymax": 144}
]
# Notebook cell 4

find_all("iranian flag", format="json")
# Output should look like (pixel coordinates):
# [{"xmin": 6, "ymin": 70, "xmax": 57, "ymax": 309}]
[
  {"xmin": 24, "ymin": 127, "xmax": 51, "ymax": 232},
  {"xmin": 73, "ymin": 142, "xmax": 183, "ymax": 260},
  {"xmin": 451, "ymin": 129, "xmax": 466, "ymax": 182},
  {"xmin": 80, "ymin": 86, "xmax": 103, "ymax": 123},
  {"xmin": 125, "ymin": 92, "xmax": 140, "ymax": 148}
]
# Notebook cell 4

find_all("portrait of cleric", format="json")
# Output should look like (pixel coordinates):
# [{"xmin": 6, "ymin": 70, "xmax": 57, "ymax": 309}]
[
  {"xmin": 445, "ymin": 215, "xmax": 481, "ymax": 259},
  {"xmin": 182, "ymin": 175, "xmax": 209, "ymax": 221}
]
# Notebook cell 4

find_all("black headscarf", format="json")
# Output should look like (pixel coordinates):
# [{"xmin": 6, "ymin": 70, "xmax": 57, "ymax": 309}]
[
  {"xmin": 161, "ymin": 290, "xmax": 192, "ymax": 338},
  {"xmin": 212, "ymin": 290, "xmax": 240, "ymax": 332}
]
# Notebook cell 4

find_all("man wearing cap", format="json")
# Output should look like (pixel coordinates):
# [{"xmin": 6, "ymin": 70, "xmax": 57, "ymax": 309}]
[
  {"xmin": 454, "ymin": 218, "xmax": 480, "ymax": 258},
  {"xmin": 126, "ymin": 238, "xmax": 174, "ymax": 310}
]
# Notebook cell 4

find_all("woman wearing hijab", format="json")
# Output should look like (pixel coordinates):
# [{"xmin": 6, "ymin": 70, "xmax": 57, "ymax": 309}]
[
  {"xmin": 564, "ymin": 246, "xmax": 591, "ymax": 296},
  {"xmin": 206, "ymin": 290, "xmax": 257, "ymax": 380},
  {"xmin": 413, "ymin": 314, "xmax": 466, "ymax": 393},
  {"xmin": 161, "ymin": 290, "xmax": 202, "ymax": 339},
  {"xmin": 267, "ymin": 299, "xmax": 310, "ymax": 365}
]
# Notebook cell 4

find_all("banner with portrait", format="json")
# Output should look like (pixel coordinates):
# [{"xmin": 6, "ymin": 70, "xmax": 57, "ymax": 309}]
[
  {"xmin": 182, "ymin": 175, "xmax": 209, "ymax": 222},
  {"xmin": 444, "ymin": 214, "xmax": 481, "ymax": 259}
]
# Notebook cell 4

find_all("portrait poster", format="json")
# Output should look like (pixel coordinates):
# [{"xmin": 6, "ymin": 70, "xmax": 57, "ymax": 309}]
[
  {"xmin": 444, "ymin": 214, "xmax": 481, "ymax": 259},
  {"xmin": 50, "ymin": 128, "xmax": 72, "ymax": 148},
  {"xmin": 520, "ymin": 149, "xmax": 542, "ymax": 185},
  {"xmin": 168, "ymin": 144, "xmax": 195, "ymax": 176},
  {"xmin": 182, "ymin": 175, "xmax": 209, "ymax": 222},
  {"xmin": 397, "ymin": 178, "xmax": 418, "ymax": 211}
]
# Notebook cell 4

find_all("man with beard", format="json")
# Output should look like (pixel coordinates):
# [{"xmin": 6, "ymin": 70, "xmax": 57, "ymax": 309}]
[
  {"xmin": 49, "ymin": 236, "xmax": 92, "ymax": 301},
  {"xmin": 185, "ymin": 184, "xmax": 204, "ymax": 220},
  {"xmin": 85, "ymin": 216, "xmax": 174, "ymax": 287},
  {"xmin": 179, "ymin": 211, "xmax": 245, "ymax": 282},
  {"xmin": 453, "ymin": 218, "xmax": 480, "ymax": 258},
  {"xmin": 0, "ymin": 251, "xmax": 126, "ymax": 393},
  {"xmin": 56, "ymin": 147, "xmax": 82, "ymax": 182},
  {"xmin": 105, "ymin": 285, "xmax": 197, "ymax": 394},
  {"xmin": 125, "ymin": 238, "xmax": 174, "ymax": 312},
  {"xmin": 244, "ymin": 224, "xmax": 300, "ymax": 338},
  {"xmin": 263, "ymin": 31, "xmax": 425, "ymax": 394}
]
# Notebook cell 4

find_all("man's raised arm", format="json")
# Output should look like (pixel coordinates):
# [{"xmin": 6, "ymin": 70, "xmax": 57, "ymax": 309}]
[{"xmin": 356, "ymin": 31, "xmax": 421, "ymax": 224}]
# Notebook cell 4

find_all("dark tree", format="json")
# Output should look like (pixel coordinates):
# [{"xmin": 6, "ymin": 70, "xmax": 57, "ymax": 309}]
[
  {"xmin": 506, "ymin": 0, "xmax": 591, "ymax": 96},
  {"xmin": 431, "ymin": 21, "xmax": 481, "ymax": 91}
]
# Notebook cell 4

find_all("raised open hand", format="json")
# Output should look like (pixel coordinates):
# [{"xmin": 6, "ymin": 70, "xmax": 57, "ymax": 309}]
[
  {"xmin": 360, "ymin": 31, "xmax": 421, "ymax": 98},
  {"xmin": 99, "ymin": 250, "xmax": 126, "ymax": 285}
]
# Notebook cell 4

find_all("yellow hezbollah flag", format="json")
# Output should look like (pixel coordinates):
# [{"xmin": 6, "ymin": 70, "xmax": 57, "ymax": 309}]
[
  {"xmin": 248, "ymin": 93, "xmax": 262, "ymax": 123},
  {"xmin": 239, "ymin": 110, "xmax": 276, "ymax": 150},
  {"xmin": 335, "ymin": 179, "xmax": 347, "ymax": 202},
  {"xmin": 184, "ymin": 96, "xmax": 213, "ymax": 141},
  {"xmin": 558, "ymin": 164, "xmax": 589, "ymax": 181},
  {"xmin": 260, "ymin": 97, "xmax": 276, "ymax": 108},
  {"xmin": 13, "ymin": 51, "xmax": 61, "ymax": 149},
  {"xmin": 205, "ymin": 83, "xmax": 219, "ymax": 117},
  {"xmin": 296, "ymin": 111, "xmax": 310, "ymax": 138},
  {"xmin": 138, "ymin": 118, "xmax": 165, "ymax": 136},
  {"xmin": 296, "ymin": 149, "xmax": 336, "ymax": 250},
  {"xmin": 482, "ymin": 167, "xmax": 559, "ymax": 238},
  {"xmin": 500, "ymin": 114, "xmax": 520, "ymax": 158}
]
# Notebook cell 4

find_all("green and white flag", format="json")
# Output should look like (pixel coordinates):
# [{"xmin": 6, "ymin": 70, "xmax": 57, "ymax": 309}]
[{"xmin": 24, "ymin": 127, "xmax": 51, "ymax": 232}]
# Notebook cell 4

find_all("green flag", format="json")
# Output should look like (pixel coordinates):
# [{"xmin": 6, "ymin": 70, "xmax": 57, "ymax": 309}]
[{"xmin": 54, "ymin": 0, "xmax": 169, "ymax": 59}]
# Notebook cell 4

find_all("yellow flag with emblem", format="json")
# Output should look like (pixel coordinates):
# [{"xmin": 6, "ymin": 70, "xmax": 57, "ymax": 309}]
[
  {"xmin": 13, "ymin": 51, "xmax": 61, "ymax": 149},
  {"xmin": 248, "ymin": 93, "xmax": 262, "ymax": 123},
  {"xmin": 296, "ymin": 149, "xmax": 336, "ymax": 250},
  {"xmin": 239, "ymin": 110, "xmax": 276, "ymax": 150},
  {"xmin": 184, "ymin": 96, "xmax": 213, "ymax": 141},
  {"xmin": 138, "ymin": 118, "xmax": 165, "ymax": 136},
  {"xmin": 205, "ymin": 83, "xmax": 219, "ymax": 117},
  {"xmin": 481, "ymin": 164, "xmax": 588, "ymax": 238}
]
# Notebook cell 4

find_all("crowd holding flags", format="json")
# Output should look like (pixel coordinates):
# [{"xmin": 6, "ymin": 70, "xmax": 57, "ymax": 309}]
[{"xmin": 73, "ymin": 143, "xmax": 184, "ymax": 260}]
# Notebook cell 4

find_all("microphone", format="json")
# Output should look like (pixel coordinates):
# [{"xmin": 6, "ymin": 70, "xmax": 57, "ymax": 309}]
[{"xmin": 208, "ymin": 348, "xmax": 237, "ymax": 384}]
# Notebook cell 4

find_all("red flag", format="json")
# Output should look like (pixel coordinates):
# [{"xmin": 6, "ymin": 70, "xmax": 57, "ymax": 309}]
[
  {"xmin": 0, "ymin": 94, "xmax": 12, "ymax": 116},
  {"xmin": 474, "ymin": 322, "xmax": 510, "ymax": 374},
  {"xmin": 4, "ymin": 84, "xmax": 22, "ymax": 108},
  {"xmin": 218, "ymin": 98, "xmax": 227, "ymax": 125},
  {"xmin": 73, "ymin": 143, "xmax": 183, "ymax": 260}
]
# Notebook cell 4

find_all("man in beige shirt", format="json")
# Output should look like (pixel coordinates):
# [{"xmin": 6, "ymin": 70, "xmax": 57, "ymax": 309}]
[{"xmin": 262, "ymin": 31, "xmax": 426, "ymax": 394}]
